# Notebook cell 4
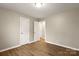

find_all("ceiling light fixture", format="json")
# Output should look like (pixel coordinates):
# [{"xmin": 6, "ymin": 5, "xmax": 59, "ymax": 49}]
[{"xmin": 34, "ymin": 3, "xmax": 44, "ymax": 8}]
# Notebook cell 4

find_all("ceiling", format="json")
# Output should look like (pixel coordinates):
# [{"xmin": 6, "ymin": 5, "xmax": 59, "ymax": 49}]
[{"xmin": 0, "ymin": 3, "xmax": 79, "ymax": 19}]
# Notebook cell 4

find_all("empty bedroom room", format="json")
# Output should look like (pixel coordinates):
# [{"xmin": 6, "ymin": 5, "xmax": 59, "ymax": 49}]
[{"xmin": 0, "ymin": 3, "xmax": 79, "ymax": 56}]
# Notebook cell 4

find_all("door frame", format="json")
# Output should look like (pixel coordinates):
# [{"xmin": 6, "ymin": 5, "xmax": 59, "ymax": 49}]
[
  {"xmin": 34, "ymin": 21, "xmax": 41, "ymax": 41},
  {"xmin": 20, "ymin": 16, "xmax": 30, "ymax": 45}
]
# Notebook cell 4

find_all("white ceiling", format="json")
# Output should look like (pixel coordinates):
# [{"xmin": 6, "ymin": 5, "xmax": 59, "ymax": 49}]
[{"xmin": 0, "ymin": 3, "xmax": 79, "ymax": 18}]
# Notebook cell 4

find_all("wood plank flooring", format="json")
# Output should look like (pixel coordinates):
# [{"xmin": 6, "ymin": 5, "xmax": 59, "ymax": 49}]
[{"xmin": 0, "ymin": 39, "xmax": 79, "ymax": 56}]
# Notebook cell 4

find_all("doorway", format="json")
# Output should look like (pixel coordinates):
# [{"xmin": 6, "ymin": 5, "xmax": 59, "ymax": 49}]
[
  {"xmin": 20, "ymin": 16, "xmax": 30, "ymax": 45},
  {"xmin": 34, "ymin": 20, "xmax": 46, "ymax": 42},
  {"xmin": 39, "ymin": 21, "xmax": 46, "ymax": 41},
  {"xmin": 34, "ymin": 21, "xmax": 40, "ymax": 41}
]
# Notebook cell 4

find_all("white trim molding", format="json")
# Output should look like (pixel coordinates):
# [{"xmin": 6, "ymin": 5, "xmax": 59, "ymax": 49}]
[
  {"xmin": 28, "ymin": 39, "xmax": 40, "ymax": 44},
  {"xmin": 0, "ymin": 44, "xmax": 21, "ymax": 52},
  {"xmin": 45, "ymin": 40, "xmax": 79, "ymax": 51},
  {"xmin": 0, "ymin": 40, "xmax": 38, "ymax": 52},
  {"xmin": 28, "ymin": 40, "xmax": 36, "ymax": 44}
]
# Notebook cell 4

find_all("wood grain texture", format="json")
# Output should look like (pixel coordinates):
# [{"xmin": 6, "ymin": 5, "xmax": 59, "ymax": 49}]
[{"xmin": 0, "ymin": 39, "xmax": 79, "ymax": 56}]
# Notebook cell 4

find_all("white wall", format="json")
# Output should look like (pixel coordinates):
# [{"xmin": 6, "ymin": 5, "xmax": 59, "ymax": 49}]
[
  {"xmin": 0, "ymin": 8, "xmax": 35, "ymax": 51},
  {"xmin": 45, "ymin": 9, "xmax": 79, "ymax": 50},
  {"xmin": 0, "ymin": 9, "xmax": 20, "ymax": 50}
]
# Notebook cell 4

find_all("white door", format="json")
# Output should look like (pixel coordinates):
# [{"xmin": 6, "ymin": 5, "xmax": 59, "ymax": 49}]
[
  {"xmin": 34, "ymin": 21, "xmax": 40, "ymax": 41},
  {"xmin": 39, "ymin": 21, "xmax": 46, "ymax": 39},
  {"xmin": 20, "ymin": 16, "xmax": 29, "ymax": 45}
]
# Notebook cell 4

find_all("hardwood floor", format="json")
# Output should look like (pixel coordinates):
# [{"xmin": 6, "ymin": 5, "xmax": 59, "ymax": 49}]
[{"xmin": 0, "ymin": 39, "xmax": 79, "ymax": 56}]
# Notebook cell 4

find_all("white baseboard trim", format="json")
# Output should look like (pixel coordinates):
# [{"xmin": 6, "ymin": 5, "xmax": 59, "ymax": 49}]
[
  {"xmin": 0, "ymin": 40, "xmax": 37, "ymax": 52},
  {"xmin": 29, "ymin": 40, "xmax": 39, "ymax": 44},
  {"xmin": 0, "ymin": 44, "xmax": 21, "ymax": 52},
  {"xmin": 29, "ymin": 41, "xmax": 36, "ymax": 43},
  {"xmin": 45, "ymin": 40, "xmax": 79, "ymax": 51}
]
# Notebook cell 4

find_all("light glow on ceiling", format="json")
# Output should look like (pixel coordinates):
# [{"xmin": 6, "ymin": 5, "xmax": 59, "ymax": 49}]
[{"xmin": 34, "ymin": 3, "xmax": 44, "ymax": 8}]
